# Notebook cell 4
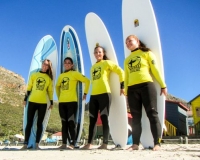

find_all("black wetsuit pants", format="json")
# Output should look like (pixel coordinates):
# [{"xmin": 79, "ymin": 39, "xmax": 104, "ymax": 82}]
[
  {"xmin": 127, "ymin": 82, "xmax": 162, "ymax": 146},
  {"xmin": 88, "ymin": 93, "xmax": 111, "ymax": 144},
  {"xmin": 59, "ymin": 102, "xmax": 77, "ymax": 146},
  {"xmin": 25, "ymin": 102, "xmax": 47, "ymax": 144}
]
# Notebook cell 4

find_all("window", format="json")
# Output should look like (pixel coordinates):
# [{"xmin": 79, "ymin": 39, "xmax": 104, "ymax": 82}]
[{"xmin": 196, "ymin": 107, "xmax": 200, "ymax": 117}]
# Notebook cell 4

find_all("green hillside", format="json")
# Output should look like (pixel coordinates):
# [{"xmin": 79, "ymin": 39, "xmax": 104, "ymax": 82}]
[{"xmin": 0, "ymin": 102, "xmax": 89, "ymax": 141}]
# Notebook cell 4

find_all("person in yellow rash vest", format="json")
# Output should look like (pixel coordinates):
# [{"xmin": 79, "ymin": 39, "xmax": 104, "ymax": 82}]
[
  {"xmin": 21, "ymin": 59, "xmax": 54, "ymax": 150},
  {"xmin": 124, "ymin": 35, "xmax": 167, "ymax": 151},
  {"xmin": 56, "ymin": 57, "xmax": 90, "ymax": 150},
  {"xmin": 81, "ymin": 45, "xmax": 125, "ymax": 150}
]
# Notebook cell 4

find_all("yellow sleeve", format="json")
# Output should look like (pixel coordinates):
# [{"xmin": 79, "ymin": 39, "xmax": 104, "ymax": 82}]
[
  {"xmin": 124, "ymin": 59, "xmax": 129, "ymax": 95},
  {"xmin": 74, "ymin": 72, "xmax": 90, "ymax": 94},
  {"xmin": 55, "ymin": 75, "xmax": 61, "ymax": 99},
  {"xmin": 47, "ymin": 78, "xmax": 53, "ymax": 100},
  {"xmin": 148, "ymin": 52, "xmax": 166, "ymax": 88},
  {"xmin": 27, "ymin": 73, "xmax": 35, "ymax": 91},
  {"xmin": 107, "ymin": 60, "xmax": 124, "ymax": 82}
]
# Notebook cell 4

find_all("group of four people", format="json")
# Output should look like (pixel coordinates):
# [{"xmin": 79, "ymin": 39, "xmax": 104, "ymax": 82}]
[{"xmin": 21, "ymin": 35, "xmax": 167, "ymax": 151}]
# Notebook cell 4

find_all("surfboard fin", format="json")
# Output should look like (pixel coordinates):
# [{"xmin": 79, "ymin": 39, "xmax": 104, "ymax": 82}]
[
  {"xmin": 111, "ymin": 144, "xmax": 123, "ymax": 150},
  {"xmin": 134, "ymin": 19, "xmax": 139, "ymax": 27}
]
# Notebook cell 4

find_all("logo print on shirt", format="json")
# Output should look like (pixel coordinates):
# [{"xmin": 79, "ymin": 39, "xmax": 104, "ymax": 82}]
[
  {"xmin": 61, "ymin": 77, "xmax": 70, "ymax": 90},
  {"xmin": 36, "ymin": 77, "xmax": 46, "ymax": 91},
  {"xmin": 92, "ymin": 67, "xmax": 101, "ymax": 80},
  {"xmin": 151, "ymin": 60, "xmax": 155, "ymax": 65},
  {"xmin": 128, "ymin": 56, "xmax": 141, "ymax": 73}
]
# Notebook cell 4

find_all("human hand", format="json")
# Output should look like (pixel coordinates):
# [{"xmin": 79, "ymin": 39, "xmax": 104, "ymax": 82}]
[
  {"xmin": 120, "ymin": 89, "xmax": 125, "ymax": 96},
  {"xmin": 82, "ymin": 94, "xmax": 86, "ymax": 100},
  {"xmin": 48, "ymin": 105, "xmax": 53, "ymax": 110},
  {"xmin": 23, "ymin": 101, "xmax": 26, "ymax": 107},
  {"xmin": 160, "ymin": 88, "xmax": 167, "ymax": 96}
]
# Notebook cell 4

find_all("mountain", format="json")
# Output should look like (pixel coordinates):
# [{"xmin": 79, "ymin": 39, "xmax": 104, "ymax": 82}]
[{"xmin": 0, "ymin": 66, "xmax": 26, "ymax": 106}]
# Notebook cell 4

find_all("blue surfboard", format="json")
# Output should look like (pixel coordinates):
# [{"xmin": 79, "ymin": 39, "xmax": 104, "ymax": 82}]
[
  {"xmin": 23, "ymin": 35, "xmax": 58, "ymax": 149},
  {"xmin": 60, "ymin": 25, "xmax": 85, "ymax": 145}
]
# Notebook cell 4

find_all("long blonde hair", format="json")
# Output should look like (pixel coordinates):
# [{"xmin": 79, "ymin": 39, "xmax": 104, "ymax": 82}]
[{"xmin": 43, "ymin": 59, "xmax": 53, "ymax": 80}]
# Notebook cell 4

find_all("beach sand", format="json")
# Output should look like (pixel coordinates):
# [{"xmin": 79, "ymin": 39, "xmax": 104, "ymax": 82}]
[{"xmin": 0, "ymin": 144, "xmax": 200, "ymax": 160}]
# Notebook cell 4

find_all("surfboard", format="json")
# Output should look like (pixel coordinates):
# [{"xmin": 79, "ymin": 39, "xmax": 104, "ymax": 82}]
[
  {"xmin": 60, "ymin": 25, "xmax": 85, "ymax": 146},
  {"xmin": 85, "ymin": 12, "xmax": 128, "ymax": 148},
  {"xmin": 23, "ymin": 35, "xmax": 58, "ymax": 149},
  {"xmin": 122, "ymin": 0, "xmax": 166, "ymax": 148}
]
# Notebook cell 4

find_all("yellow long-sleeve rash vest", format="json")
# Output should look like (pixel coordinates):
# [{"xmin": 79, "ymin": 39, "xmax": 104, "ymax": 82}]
[
  {"xmin": 27, "ymin": 72, "xmax": 53, "ymax": 103},
  {"xmin": 56, "ymin": 70, "xmax": 90, "ymax": 102},
  {"xmin": 124, "ymin": 49, "xmax": 166, "ymax": 95},
  {"xmin": 90, "ymin": 60, "xmax": 124, "ymax": 95}
]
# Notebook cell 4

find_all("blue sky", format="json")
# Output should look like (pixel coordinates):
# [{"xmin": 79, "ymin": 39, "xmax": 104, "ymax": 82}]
[{"xmin": 0, "ymin": 0, "xmax": 199, "ymax": 102}]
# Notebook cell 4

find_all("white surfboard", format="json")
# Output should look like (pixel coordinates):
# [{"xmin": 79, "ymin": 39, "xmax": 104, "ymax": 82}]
[
  {"xmin": 122, "ymin": 0, "xmax": 166, "ymax": 148},
  {"xmin": 23, "ymin": 35, "xmax": 58, "ymax": 149},
  {"xmin": 60, "ymin": 25, "xmax": 85, "ymax": 145},
  {"xmin": 85, "ymin": 12, "xmax": 128, "ymax": 148}
]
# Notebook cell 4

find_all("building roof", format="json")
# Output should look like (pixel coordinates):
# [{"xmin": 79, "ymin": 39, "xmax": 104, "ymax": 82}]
[
  {"xmin": 96, "ymin": 113, "xmax": 102, "ymax": 126},
  {"xmin": 166, "ymin": 100, "xmax": 190, "ymax": 111},
  {"xmin": 52, "ymin": 132, "xmax": 62, "ymax": 136},
  {"xmin": 188, "ymin": 94, "xmax": 200, "ymax": 104}
]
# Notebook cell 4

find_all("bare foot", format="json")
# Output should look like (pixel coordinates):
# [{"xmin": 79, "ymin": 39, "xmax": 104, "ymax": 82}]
[
  {"xmin": 58, "ymin": 144, "xmax": 67, "ymax": 149},
  {"xmin": 67, "ymin": 145, "xmax": 74, "ymax": 150},
  {"xmin": 153, "ymin": 144, "xmax": 161, "ymax": 151},
  {"xmin": 126, "ymin": 144, "xmax": 139, "ymax": 150},
  {"xmin": 35, "ymin": 143, "xmax": 41, "ymax": 150},
  {"xmin": 81, "ymin": 143, "xmax": 92, "ymax": 150},
  {"xmin": 36, "ymin": 146, "xmax": 41, "ymax": 150},
  {"xmin": 20, "ymin": 145, "xmax": 27, "ymax": 150},
  {"xmin": 126, "ymin": 146, "xmax": 132, "ymax": 150},
  {"xmin": 98, "ymin": 143, "xmax": 107, "ymax": 149}
]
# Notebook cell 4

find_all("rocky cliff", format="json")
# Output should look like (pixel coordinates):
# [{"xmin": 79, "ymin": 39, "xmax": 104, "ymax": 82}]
[{"xmin": 0, "ymin": 66, "xmax": 26, "ymax": 106}]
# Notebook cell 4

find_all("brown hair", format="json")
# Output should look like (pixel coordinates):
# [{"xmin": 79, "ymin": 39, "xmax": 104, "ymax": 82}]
[
  {"xmin": 94, "ymin": 44, "xmax": 109, "ymax": 60},
  {"xmin": 126, "ymin": 35, "xmax": 151, "ymax": 52},
  {"xmin": 43, "ymin": 59, "xmax": 53, "ymax": 80},
  {"xmin": 64, "ymin": 57, "xmax": 73, "ymax": 64}
]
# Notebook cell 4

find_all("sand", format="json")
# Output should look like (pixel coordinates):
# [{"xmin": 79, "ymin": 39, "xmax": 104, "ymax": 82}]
[{"xmin": 0, "ymin": 144, "xmax": 200, "ymax": 160}]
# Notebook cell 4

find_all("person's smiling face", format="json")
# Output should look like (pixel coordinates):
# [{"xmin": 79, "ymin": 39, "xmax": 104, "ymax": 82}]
[
  {"xmin": 41, "ymin": 60, "xmax": 50, "ymax": 72},
  {"xmin": 64, "ymin": 59, "xmax": 73, "ymax": 71},
  {"xmin": 94, "ymin": 47, "xmax": 104, "ymax": 62},
  {"xmin": 126, "ymin": 36, "xmax": 139, "ymax": 51}
]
